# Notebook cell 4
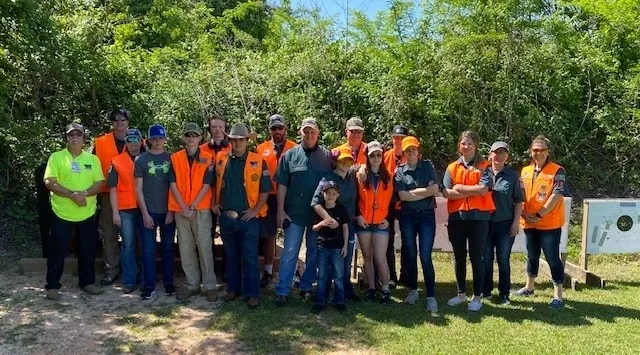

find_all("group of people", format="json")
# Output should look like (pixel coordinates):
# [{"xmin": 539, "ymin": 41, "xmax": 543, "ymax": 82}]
[{"xmin": 41, "ymin": 109, "xmax": 570, "ymax": 313}]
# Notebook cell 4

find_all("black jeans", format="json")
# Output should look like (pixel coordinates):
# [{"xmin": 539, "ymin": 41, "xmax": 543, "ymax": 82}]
[
  {"xmin": 447, "ymin": 219, "xmax": 489, "ymax": 297},
  {"xmin": 46, "ymin": 214, "xmax": 99, "ymax": 290}
]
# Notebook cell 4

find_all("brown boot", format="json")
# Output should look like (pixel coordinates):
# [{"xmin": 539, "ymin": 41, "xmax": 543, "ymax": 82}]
[
  {"xmin": 206, "ymin": 289, "xmax": 219, "ymax": 302},
  {"xmin": 247, "ymin": 297, "xmax": 260, "ymax": 309},
  {"xmin": 176, "ymin": 286, "xmax": 200, "ymax": 301},
  {"xmin": 224, "ymin": 291, "xmax": 239, "ymax": 302}
]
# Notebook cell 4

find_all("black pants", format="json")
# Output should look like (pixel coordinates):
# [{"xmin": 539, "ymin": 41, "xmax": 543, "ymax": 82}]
[
  {"xmin": 46, "ymin": 214, "xmax": 98, "ymax": 290},
  {"xmin": 447, "ymin": 219, "xmax": 489, "ymax": 297}
]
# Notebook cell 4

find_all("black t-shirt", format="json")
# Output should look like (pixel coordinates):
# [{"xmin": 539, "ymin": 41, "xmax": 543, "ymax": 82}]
[{"xmin": 315, "ymin": 203, "xmax": 349, "ymax": 249}]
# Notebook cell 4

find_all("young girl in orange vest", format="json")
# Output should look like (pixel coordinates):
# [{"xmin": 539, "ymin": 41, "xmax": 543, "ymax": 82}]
[
  {"xmin": 355, "ymin": 141, "xmax": 394, "ymax": 304},
  {"xmin": 442, "ymin": 131, "xmax": 495, "ymax": 312},
  {"xmin": 513, "ymin": 136, "xmax": 568, "ymax": 309}
]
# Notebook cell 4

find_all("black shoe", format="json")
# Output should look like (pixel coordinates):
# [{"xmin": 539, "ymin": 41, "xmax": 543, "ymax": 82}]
[
  {"xmin": 122, "ymin": 286, "xmax": 135, "ymax": 294},
  {"xmin": 260, "ymin": 271, "xmax": 273, "ymax": 288},
  {"xmin": 141, "ymin": 290, "xmax": 156, "ymax": 300},
  {"xmin": 300, "ymin": 290, "xmax": 314, "ymax": 301},
  {"xmin": 388, "ymin": 280, "xmax": 397, "ymax": 290},
  {"xmin": 364, "ymin": 289, "xmax": 377, "ymax": 301},
  {"xmin": 165, "ymin": 284, "xmax": 176, "ymax": 296},
  {"xmin": 276, "ymin": 295, "xmax": 288, "ymax": 307},
  {"xmin": 380, "ymin": 290, "xmax": 392, "ymax": 305},
  {"xmin": 346, "ymin": 294, "xmax": 361, "ymax": 302},
  {"xmin": 499, "ymin": 296, "xmax": 511, "ymax": 305},
  {"xmin": 311, "ymin": 304, "xmax": 324, "ymax": 314},
  {"xmin": 335, "ymin": 304, "xmax": 347, "ymax": 313}
]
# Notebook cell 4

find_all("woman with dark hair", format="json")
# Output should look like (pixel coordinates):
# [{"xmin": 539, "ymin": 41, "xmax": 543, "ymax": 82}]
[
  {"xmin": 394, "ymin": 136, "xmax": 440, "ymax": 312},
  {"xmin": 442, "ymin": 130, "xmax": 495, "ymax": 312},
  {"xmin": 355, "ymin": 141, "xmax": 394, "ymax": 304},
  {"xmin": 514, "ymin": 135, "xmax": 569, "ymax": 309}
]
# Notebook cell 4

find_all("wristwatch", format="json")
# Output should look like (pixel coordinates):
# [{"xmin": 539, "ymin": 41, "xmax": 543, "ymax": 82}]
[
  {"xmin": 535, "ymin": 212, "xmax": 543, "ymax": 218},
  {"xmin": 189, "ymin": 205, "xmax": 196, "ymax": 211}
]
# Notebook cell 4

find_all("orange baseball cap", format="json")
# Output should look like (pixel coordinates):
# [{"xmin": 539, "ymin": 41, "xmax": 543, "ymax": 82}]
[{"xmin": 401, "ymin": 136, "xmax": 420, "ymax": 151}]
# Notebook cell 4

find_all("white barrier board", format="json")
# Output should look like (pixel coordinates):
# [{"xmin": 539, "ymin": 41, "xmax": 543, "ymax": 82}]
[
  {"xmin": 386, "ymin": 197, "xmax": 571, "ymax": 253},
  {"xmin": 584, "ymin": 199, "xmax": 640, "ymax": 254}
]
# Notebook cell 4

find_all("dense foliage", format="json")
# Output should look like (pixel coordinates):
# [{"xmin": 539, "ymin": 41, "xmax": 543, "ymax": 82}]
[{"xmin": 2, "ymin": 0, "xmax": 639, "ymax": 220}]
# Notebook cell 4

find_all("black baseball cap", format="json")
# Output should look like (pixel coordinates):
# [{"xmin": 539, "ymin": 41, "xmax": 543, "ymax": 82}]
[
  {"xmin": 392, "ymin": 125, "xmax": 409, "ymax": 137},
  {"xmin": 321, "ymin": 180, "xmax": 340, "ymax": 193}
]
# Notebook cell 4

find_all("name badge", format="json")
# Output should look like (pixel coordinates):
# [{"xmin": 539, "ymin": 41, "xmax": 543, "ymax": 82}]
[{"xmin": 71, "ymin": 161, "xmax": 81, "ymax": 173}]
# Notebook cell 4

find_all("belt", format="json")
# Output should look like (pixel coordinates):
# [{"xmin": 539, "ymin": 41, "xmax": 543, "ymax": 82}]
[{"xmin": 221, "ymin": 210, "xmax": 242, "ymax": 219}]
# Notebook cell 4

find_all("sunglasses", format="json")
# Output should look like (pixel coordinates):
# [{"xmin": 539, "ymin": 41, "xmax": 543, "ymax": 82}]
[
  {"xmin": 184, "ymin": 133, "xmax": 201, "ymax": 138},
  {"xmin": 125, "ymin": 138, "xmax": 141, "ymax": 143},
  {"xmin": 66, "ymin": 132, "xmax": 83, "ymax": 138},
  {"xmin": 348, "ymin": 130, "xmax": 363, "ymax": 134},
  {"xmin": 111, "ymin": 116, "xmax": 128, "ymax": 122},
  {"xmin": 270, "ymin": 126, "xmax": 285, "ymax": 131},
  {"xmin": 532, "ymin": 148, "xmax": 548, "ymax": 153},
  {"xmin": 369, "ymin": 153, "xmax": 382, "ymax": 158}
]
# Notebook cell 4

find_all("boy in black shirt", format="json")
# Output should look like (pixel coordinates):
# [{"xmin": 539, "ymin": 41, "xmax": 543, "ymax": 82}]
[{"xmin": 311, "ymin": 181, "xmax": 350, "ymax": 313}]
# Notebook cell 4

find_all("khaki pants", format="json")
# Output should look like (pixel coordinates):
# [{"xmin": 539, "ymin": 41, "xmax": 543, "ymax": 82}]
[
  {"xmin": 99, "ymin": 193, "xmax": 120, "ymax": 277},
  {"xmin": 176, "ymin": 210, "xmax": 216, "ymax": 291}
]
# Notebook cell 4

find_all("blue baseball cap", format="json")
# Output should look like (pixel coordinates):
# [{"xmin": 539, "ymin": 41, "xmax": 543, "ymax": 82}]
[
  {"xmin": 148, "ymin": 124, "xmax": 167, "ymax": 139},
  {"xmin": 125, "ymin": 128, "xmax": 142, "ymax": 143}
]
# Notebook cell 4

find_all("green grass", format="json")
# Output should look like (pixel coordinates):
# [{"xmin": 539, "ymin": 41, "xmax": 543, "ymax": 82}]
[{"xmin": 209, "ymin": 255, "xmax": 640, "ymax": 354}]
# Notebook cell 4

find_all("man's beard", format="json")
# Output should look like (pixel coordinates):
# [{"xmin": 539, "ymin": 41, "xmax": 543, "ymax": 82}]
[{"xmin": 272, "ymin": 134, "xmax": 284, "ymax": 144}]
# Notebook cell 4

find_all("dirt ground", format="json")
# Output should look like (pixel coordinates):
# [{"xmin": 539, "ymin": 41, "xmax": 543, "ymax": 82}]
[{"xmin": 0, "ymin": 268, "xmax": 246, "ymax": 355}]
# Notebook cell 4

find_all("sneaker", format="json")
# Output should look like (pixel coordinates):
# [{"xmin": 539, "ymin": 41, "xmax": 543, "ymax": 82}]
[
  {"xmin": 311, "ymin": 304, "xmax": 324, "ymax": 314},
  {"xmin": 447, "ymin": 294, "xmax": 467, "ymax": 306},
  {"xmin": 364, "ymin": 289, "xmax": 377, "ymax": 301},
  {"xmin": 206, "ymin": 289, "xmax": 220, "ymax": 302},
  {"xmin": 513, "ymin": 287, "xmax": 535, "ymax": 297},
  {"xmin": 46, "ymin": 289, "xmax": 60, "ymax": 300},
  {"xmin": 176, "ymin": 287, "xmax": 200, "ymax": 301},
  {"xmin": 247, "ymin": 297, "xmax": 260, "ymax": 309},
  {"xmin": 122, "ymin": 286, "xmax": 135, "ymax": 294},
  {"xmin": 276, "ymin": 295, "xmax": 288, "ymax": 307},
  {"xmin": 260, "ymin": 272, "xmax": 273, "ymax": 288},
  {"xmin": 388, "ymin": 280, "xmax": 396, "ymax": 290},
  {"xmin": 468, "ymin": 298, "xmax": 483, "ymax": 312},
  {"xmin": 141, "ymin": 290, "xmax": 156, "ymax": 300},
  {"xmin": 300, "ymin": 290, "xmax": 314, "ymax": 301},
  {"xmin": 404, "ymin": 290, "xmax": 419, "ymax": 305},
  {"xmin": 293, "ymin": 270, "xmax": 301, "ymax": 288},
  {"xmin": 335, "ymin": 304, "xmax": 347, "ymax": 313},
  {"xmin": 380, "ymin": 291, "xmax": 392, "ymax": 305},
  {"xmin": 81, "ymin": 284, "xmax": 103, "ymax": 296},
  {"xmin": 426, "ymin": 297, "xmax": 438, "ymax": 313},
  {"xmin": 548, "ymin": 298, "xmax": 565, "ymax": 309},
  {"xmin": 499, "ymin": 296, "xmax": 511, "ymax": 305},
  {"xmin": 100, "ymin": 273, "xmax": 119, "ymax": 286},
  {"xmin": 481, "ymin": 293, "xmax": 493, "ymax": 300},
  {"xmin": 165, "ymin": 285, "xmax": 176, "ymax": 296}
]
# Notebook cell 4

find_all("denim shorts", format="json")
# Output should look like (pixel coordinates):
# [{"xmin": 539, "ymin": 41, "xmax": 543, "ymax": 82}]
[{"xmin": 355, "ymin": 223, "xmax": 390, "ymax": 236}]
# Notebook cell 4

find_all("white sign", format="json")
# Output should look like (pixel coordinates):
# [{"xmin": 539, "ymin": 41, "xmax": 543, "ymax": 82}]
[{"xmin": 584, "ymin": 199, "xmax": 640, "ymax": 254}]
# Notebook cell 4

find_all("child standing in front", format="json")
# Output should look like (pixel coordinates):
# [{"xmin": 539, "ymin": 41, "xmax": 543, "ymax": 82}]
[{"xmin": 312, "ymin": 181, "xmax": 350, "ymax": 314}]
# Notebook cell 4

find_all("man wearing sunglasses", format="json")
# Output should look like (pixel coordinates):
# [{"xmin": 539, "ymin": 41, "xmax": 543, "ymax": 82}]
[
  {"xmin": 44, "ymin": 123, "xmax": 105, "ymax": 300},
  {"xmin": 255, "ymin": 115, "xmax": 297, "ymax": 288},
  {"xmin": 94, "ymin": 108, "xmax": 130, "ymax": 286},
  {"xmin": 213, "ymin": 123, "xmax": 272, "ymax": 308},
  {"xmin": 168, "ymin": 122, "xmax": 218, "ymax": 303},
  {"xmin": 105, "ymin": 129, "xmax": 145, "ymax": 296},
  {"xmin": 332, "ymin": 117, "xmax": 367, "ymax": 165}
]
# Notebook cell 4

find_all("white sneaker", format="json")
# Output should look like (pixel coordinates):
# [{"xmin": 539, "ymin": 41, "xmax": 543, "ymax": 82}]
[
  {"xmin": 468, "ymin": 298, "xmax": 483, "ymax": 312},
  {"xmin": 447, "ymin": 294, "xmax": 467, "ymax": 306},
  {"xmin": 426, "ymin": 297, "xmax": 438, "ymax": 313},
  {"xmin": 404, "ymin": 290, "xmax": 419, "ymax": 305}
]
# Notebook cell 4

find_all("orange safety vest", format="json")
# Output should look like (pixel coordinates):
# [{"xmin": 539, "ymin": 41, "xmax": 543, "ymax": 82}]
[
  {"xmin": 256, "ymin": 139, "xmax": 297, "ymax": 194},
  {"xmin": 95, "ymin": 132, "xmax": 127, "ymax": 193},
  {"xmin": 357, "ymin": 176, "xmax": 394, "ymax": 225},
  {"xmin": 332, "ymin": 141, "xmax": 367, "ymax": 165},
  {"xmin": 214, "ymin": 152, "xmax": 268, "ymax": 217},
  {"xmin": 446, "ymin": 159, "xmax": 496, "ymax": 214},
  {"xmin": 168, "ymin": 149, "xmax": 214, "ymax": 212},
  {"xmin": 520, "ymin": 162, "xmax": 565, "ymax": 230},
  {"xmin": 110, "ymin": 152, "xmax": 137, "ymax": 210},
  {"xmin": 199, "ymin": 142, "xmax": 231, "ymax": 159}
]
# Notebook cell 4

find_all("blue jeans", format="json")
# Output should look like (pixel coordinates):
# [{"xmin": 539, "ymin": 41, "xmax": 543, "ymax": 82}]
[
  {"xmin": 120, "ymin": 211, "xmax": 142, "ymax": 288},
  {"xmin": 340, "ymin": 224, "xmax": 356, "ymax": 298},
  {"xmin": 483, "ymin": 220, "xmax": 515, "ymax": 297},
  {"xmin": 275, "ymin": 222, "xmax": 318, "ymax": 296},
  {"xmin": 140, "ymin": 212, "xmax": 176, "ymax": 293},
  {"xmin": 399, "ymin": 209, "xmax": 436, "ymax": 297},
  {"xmin": 315, "ymin": 248, "xmax": 345, "ymax": 305},
  {"xmin": 525, "ymin": 228, "xmax": 564, "ymax": 285},
  {"xmin": 219, "ymin": 214, "xmax": 260, "ymax": 297}
]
